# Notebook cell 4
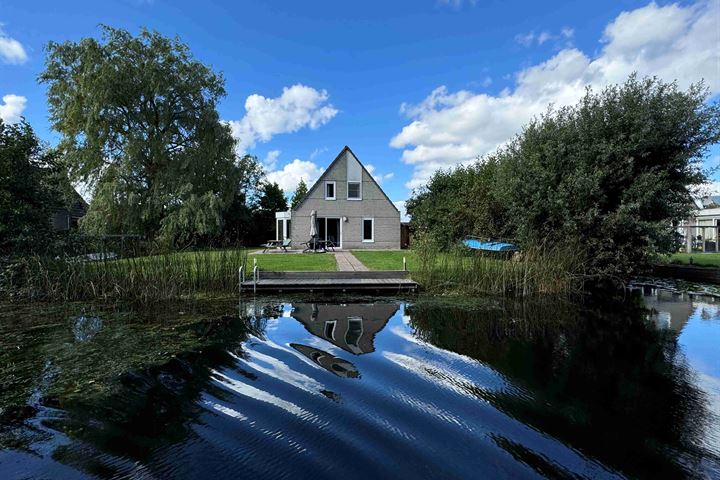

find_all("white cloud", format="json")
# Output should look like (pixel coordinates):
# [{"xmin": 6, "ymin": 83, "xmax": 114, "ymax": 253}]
[
  {"xmin": 228, "ymin": 84, "xmax": 338, "ymax": 153},
  {"xmin": 263, "ymin": 149, "xmax": 281, "ymax": 170},
  {"xmin": 515, "ymin": 31, "xmax": 536, "ymax": 47},
  {"xmin": 365, "ymin": 164, "xmax": 395, "ymax": 184},
  {"xmin": 309, "ymin": 147, "xmax": 328, "ymax": 160},
  {"xmin": 265, "ymin": 158, "xmax": 324, "ymax": 194},
  {"xmin": 392, "ymin": 0, "xmax": 720, "ymax": 189},
  {"xmin": 537, "ymin": 31, "xmax": 553, "ymax": 45},
  {"xmin": 516, "ymin": 26, "xmax": 574, "ymax": 48},
  {"xmin": 0, "ymin": 26, "xmax": 28, "ymax": 64},
  {"xmin": 0, "ymin": 94, "xmax": 27, "ymax": 123}
]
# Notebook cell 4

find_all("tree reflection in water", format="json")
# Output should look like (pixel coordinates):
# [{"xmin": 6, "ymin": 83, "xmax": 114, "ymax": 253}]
[{"xmin": 407, "ymin": 295, "xmax": 717, "ymax": 479}]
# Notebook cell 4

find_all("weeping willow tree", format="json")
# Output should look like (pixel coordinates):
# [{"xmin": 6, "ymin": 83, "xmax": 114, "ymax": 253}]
[{"xmin": 40, "ymin": 26, "xmax": 251, "ymax": 244}]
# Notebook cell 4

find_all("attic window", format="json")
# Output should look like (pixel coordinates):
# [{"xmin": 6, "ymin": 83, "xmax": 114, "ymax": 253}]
[
  {"xmin": 347, "ymin": 181, "xmax": 361, "ymax": 200},
  {"xmin": 325, "ymin": 181, "xmax": 336, "ymax": 200}
]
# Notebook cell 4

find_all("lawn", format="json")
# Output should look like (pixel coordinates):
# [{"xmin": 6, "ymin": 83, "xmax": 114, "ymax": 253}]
[
  {"xmin": 351, "ymin": 250, "xmax": 417, "ymax": 271},
  {"xmin": 664, "ymin": 253, "xmax": 720, "ymax": 267},
  {"xmin": 249, "ymin": 252, "xmax": 337, "ymax": 271}
]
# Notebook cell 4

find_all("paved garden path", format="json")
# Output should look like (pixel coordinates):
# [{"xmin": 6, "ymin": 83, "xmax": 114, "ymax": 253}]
[{"xmin": 334, "ymin": 251, "xmax": 369, "ymax": 271}]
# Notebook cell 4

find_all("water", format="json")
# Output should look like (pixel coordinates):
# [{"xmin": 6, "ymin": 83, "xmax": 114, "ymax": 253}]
[{"xmin": 0, "ymin": 289, "xmax": 718, "ymax": 479}]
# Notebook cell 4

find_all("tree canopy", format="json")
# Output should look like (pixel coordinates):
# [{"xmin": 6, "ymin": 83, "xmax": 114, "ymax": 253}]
[
  {"xmin": 250, "ymin": 182, "xmax": 287, "ymax": 244},
  {"xmin": 408, "ymin": 76, "xmax": 720, "ymax": 279},
  {"xmin": 0, "ymin": 120, "xmax": 63, "ymax": 254},
  {"xmin": 291, "ymin": 178, "xmax": 308, "ymax": 209},
  {"xmin": 39, "ymin": 26, "xmax": 247, "ymax": 243}
]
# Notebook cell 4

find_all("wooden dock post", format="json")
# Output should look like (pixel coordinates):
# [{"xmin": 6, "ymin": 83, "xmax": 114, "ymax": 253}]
[{"xmin": 239, "ymin": 266, "xmax": 244, "ymax": 293}]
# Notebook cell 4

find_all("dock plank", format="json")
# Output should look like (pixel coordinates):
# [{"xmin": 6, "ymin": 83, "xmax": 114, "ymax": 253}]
[{"xmin": 240, "ymin": 270, "xmax": 418, "ymax": 293}]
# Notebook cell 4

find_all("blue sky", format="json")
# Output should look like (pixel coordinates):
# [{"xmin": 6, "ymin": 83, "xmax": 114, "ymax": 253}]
[{"xmin": 1, "ymin": 0, "xmax": 718, "ymax": 216}]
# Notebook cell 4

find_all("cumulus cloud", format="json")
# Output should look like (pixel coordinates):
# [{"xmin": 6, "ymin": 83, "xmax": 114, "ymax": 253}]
[
  {"xmin": 228, "ymin": 84, "xmax": 338, "ymax": 153},
  {"xmin": 392, "ymin": 0, "xmax": 720, "ymax": 189},
  {"xmin": 0, "ymin": 26, "xmax": 28, "ymax": 64},
  {"xmin": 0, "ymin": 94, "xmax": 27, "ymax": 123},
  {"xmin": 265, "ymin": 158, "xmax": 324, "ymax": 194}
]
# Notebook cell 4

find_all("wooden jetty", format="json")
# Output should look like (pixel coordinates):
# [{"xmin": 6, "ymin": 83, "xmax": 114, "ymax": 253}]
[{"xmin": 240, "ymin": 270, "xmax": 419, "ymax": 293}]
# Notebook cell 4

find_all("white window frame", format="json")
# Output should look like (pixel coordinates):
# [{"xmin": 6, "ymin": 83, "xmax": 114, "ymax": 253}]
[
  {"xmin": 324, "ymin": 320, "xmax": 337, "ymax": 340},
  {"xmin": 325, "ymin": 181, "xmax": 336, "ymax": 200},
  {"xmin": 347, "ymin": 181, "xmax": 362, "ymax": 201},
  {"xmin": 362, "ymin": 218, "xmax": 374, "ymax": 243}
]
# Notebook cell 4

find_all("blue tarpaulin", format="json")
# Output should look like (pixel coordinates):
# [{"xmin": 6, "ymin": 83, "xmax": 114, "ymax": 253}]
[{"xmin": 463, "ymin": 238, "xmax": 519, "ymax": 252}]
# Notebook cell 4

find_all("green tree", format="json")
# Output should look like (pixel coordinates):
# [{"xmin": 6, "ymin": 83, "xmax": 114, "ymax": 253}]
[
  {"xmin": 495, "ymin": 76, "xmax": 719, "ymax": 278},
  {"xmin": 0, "ymin": 119, "xmax": 62, "ymax": 254},
  {"xmin": 251, "ymin": 182, "xmax": 287, "ymax": 244},
  {"xmin": 407, "ymin": 75, "xmax": 720, "ymax": 280},
  {"xmin": 39, "ymin": 26, "xmax": 243, "ymax": 243},
  {"xmin": 406, "ymin": 160, "xmax": 506, "ymax": 246},
  {"xmin": 291, "ymin": 178, "xmax": 308, "ymax": 209},
  {"xmin": 221, "ymin": 155, "xmax": 264, "ymax": 244}
]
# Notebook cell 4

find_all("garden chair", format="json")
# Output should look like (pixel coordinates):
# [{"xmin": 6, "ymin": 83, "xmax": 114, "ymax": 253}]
[{"xmin": 261, "ymin": 239, "xmax": 281, "ymax": 253}]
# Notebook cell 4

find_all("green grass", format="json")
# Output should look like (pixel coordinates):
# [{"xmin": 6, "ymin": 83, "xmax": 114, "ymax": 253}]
[
  {"xmin": 664, "ymin": 253, "xmax": 720, "ymax": 267},
  {"xmin": 351, "ymin": 250, "xmax": 416, "ymax": 271},
  {"xmin": 248, "ymin": 252, "xmax": 337, "ymax": 271}
]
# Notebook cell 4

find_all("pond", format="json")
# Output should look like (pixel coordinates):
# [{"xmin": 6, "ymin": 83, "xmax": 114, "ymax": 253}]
[{"xmin": 0, "ymin": 288, "xmax": 718, "ymax": 479}]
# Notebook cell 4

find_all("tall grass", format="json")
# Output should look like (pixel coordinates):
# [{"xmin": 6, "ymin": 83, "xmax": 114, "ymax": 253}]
[
  {"xmin": 3, "ymin": 249, "xmax": 249, "ymax": 303},
  {"xmin": 412, "ymin": 237, "xmax": 585, "ymax": 297}
]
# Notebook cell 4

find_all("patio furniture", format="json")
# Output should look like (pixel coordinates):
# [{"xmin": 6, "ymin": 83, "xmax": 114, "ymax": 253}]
[
  {"xmin": 262, "ymin": 238, "xmax": 292, "ymax": 253},
  {"xmin": 302, "ymin": 235, "xmax": 326, "ymax": 253}
]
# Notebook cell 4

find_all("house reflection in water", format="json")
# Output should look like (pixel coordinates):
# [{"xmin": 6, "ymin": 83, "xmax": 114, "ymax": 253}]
[
  {"xmin": 291, "ymin": 303, "xmax": 399, "ymax": 355},
  {"xmin": 641, "ymin": 285, "xmax": 720, "ymax": 331}
]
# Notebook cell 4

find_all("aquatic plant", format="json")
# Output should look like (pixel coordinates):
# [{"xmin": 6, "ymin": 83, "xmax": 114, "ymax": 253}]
[
  {"xmin": 2, "ymin": 249, "xmax": 250, "ymax": 303},
  {"xmin": 411, "ymin": 236, "xmax": 585, "ymax": 297}
]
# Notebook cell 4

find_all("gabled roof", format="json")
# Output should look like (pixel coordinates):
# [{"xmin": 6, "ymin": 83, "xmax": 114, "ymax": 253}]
[{"xmin": 292, "ymin": 146, "xmax": 400, "ymax": 213}]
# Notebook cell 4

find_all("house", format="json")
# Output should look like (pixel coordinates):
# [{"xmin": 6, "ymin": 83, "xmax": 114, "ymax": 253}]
[
  {"xmin": 678, "ymin": 196, "xmax": 720, "ymax": 253},
  {"xmin": 50, "ymin": 185, "xmax": 88, "ymax": 231},
  {"xmin": 275, "ymin": 146, "xmax": 401, "ymax": 249}
]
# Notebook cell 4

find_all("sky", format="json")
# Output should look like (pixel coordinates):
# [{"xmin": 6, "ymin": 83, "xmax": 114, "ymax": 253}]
[{"xmin": 1, "ymin": 0, "xmax": 719, "ymax": 219}]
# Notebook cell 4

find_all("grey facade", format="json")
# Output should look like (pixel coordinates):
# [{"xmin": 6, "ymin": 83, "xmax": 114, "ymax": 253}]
[{"xmin": 284, "ymin": 146, "xmax": 401, "ymax": 249}]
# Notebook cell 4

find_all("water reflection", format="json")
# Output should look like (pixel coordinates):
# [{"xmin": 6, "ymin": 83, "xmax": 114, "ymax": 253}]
[
  {"xmin": 0, "ymin": 294, "xmax": 718, "ymax": 479},
  {"xmin": 291, "ymin": 303, "xmax": 398, "ymax": 354},
  {"xmin": 290, "ymin": 344, "xmax": 359, "ymax": 378}
]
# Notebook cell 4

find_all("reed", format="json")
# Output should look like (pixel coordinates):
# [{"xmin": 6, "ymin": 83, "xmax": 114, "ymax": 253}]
[
  {"xmin": 3, "ymin": 249, "xmax": 250, "ymax": 303},
  {"xmin": 412, "ymin": 241, "xmax": 586, "ymax": 297}
]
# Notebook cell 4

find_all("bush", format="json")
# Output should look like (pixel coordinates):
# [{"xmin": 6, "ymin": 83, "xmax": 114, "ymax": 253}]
[{"xmin": 407, "ymin": 75, "xmax": 720, "ymax": 280}]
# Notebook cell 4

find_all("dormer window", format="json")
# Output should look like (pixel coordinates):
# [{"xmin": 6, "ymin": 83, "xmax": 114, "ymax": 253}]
[
  {"xmin": 347, "ymin": 181, "xmax": 361, "ymax": 200},
  {"xmin": 325, "ymin": 181, "xmax": 336, "ymax": 200}
]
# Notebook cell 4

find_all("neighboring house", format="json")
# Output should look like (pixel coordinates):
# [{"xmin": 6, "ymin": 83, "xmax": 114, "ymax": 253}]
[
  {"xmin": 50, "ymin": 187, "xmax": 87, "ymax": 231},
  {"xmin": 275, "ymin": 146, "xmax": 401, "ymax": 249},
  {"xmin": 678, "ymin": 196, "xmax": 720, "ymax": 253}
]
